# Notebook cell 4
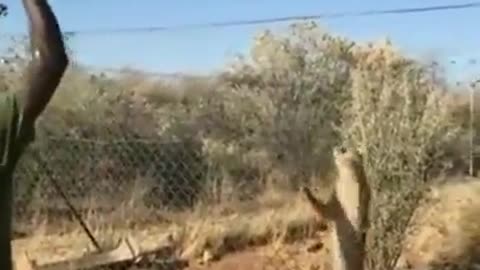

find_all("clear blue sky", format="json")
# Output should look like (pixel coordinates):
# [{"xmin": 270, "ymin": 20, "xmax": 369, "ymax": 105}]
[{"xmin": 0, "ymin": 0, "xmax": 479, "ymax": 79}]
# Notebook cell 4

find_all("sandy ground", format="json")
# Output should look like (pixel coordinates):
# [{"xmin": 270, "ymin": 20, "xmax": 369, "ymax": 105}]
[
  {"xmin": 11, "ymin": 190, "xmax": 335, "ymax": 269},
  {"xmin": 12, "ymin": 227, "xmax": 331, "ymax": 270},
  {"xmin": 187, "ymin": 243, "xmax": 330, "ymax": 270}
]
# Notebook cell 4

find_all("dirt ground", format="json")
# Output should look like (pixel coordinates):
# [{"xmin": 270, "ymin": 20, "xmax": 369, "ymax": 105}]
[
  {"xmin": 186, "ymin": 242, "xmax": 330, "ymax": 270},
  {"xmin": 13, "ymin": 235, "xmax": 331, "ymax": 270},
  {"xmin": 11, "ymin": 190, "xmax": 333, "ymax": 269}
]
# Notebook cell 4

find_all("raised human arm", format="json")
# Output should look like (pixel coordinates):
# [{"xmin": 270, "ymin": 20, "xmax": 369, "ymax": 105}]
[{"xmin": 20, "ymin": 0, "xmax": 68, "ymax": 125}]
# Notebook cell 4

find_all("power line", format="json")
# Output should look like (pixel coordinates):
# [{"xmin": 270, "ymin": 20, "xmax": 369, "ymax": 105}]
[{"xmin": 57, "ymin": 2, "xmax": 480, "ymax": 36}]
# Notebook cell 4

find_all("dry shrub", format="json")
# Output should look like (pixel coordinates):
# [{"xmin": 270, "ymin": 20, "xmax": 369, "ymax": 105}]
[
  {"xmin": 396, "ymin": 177, "xmax": 480, "ymax": 268},
  {"xmin": 185, "ymin": 22, "xmax": 357, "ymax": 191},
  {"xmin": 220, "ymin": 25, "xmax": 468, "ymax": 268},
  {"xmin": 339, "ymin": 40, "xmax": 463, "ymax": 269}
]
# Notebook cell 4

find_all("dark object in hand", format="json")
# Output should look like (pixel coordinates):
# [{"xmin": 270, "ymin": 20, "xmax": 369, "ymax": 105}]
[{"xmin": 0, "ymin": 3, "xmax": 7, "ymax": 17}]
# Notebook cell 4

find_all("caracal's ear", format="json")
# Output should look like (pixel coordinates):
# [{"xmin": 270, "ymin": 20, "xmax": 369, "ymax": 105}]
[
  {"xmin": 332, "ymin": 145, "xmax": 347, "ymax": 159},
  {"xmin": 333, "ymin": 143, "xmax": 365, "ymax": 165}
]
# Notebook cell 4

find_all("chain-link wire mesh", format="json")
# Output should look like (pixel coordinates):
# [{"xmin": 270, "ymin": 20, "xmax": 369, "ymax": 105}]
[
  {"xmin": 11, "ymin": 131, "xmax": 328, "ymax": 269},
  {"xmin": 13, "ymin": 135, "xmax": 214, "ymax": 225}
]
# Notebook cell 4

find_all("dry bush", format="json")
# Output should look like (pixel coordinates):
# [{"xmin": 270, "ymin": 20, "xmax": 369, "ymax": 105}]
[
  {"xmin": 396, "ymin": 177, "xmax": 480, "ymax": 268},
  {"xmin": 176, "ymin": 22, "xmax": 358, "ymax": 192},
  {"xmin": 339, "ymin": 40, "xmax": 464, "ymax": 269},
  {"xmin": 213, "ymin": 26, "xmax": 469, "ymax": 269}
]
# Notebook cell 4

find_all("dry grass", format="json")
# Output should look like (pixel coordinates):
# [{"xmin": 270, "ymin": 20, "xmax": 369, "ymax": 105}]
[
  {"xmin": 397, "ymin": 176, "xmax": 480, "ymax": 268},
  {"xmin": 12, "ymin": 187, "xmax": 330, "ymax": 266}
]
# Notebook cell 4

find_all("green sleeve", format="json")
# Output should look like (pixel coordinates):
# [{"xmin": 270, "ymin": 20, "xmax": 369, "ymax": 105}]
[
  {"xmin": 0, "ymin": 91, "xmax": 35, "ymax": 269},
  {"xmin": 0, "ymin": 91, "xmax": 34, "ymax": 168}
]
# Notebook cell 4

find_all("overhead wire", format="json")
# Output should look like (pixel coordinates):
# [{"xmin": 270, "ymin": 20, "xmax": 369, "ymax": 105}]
[
  {"xmin": 43, "ymin": 1, "xmax": 480, "ymax": 36},
  {"xmin": 2, "ymin": 1, "xmax": 479, "ymax": 77}
]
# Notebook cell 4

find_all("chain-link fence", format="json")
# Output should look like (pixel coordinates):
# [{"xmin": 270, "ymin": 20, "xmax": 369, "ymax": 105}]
[
  {"xmin": 14, "ymin": 136, "xmax": 209, "ymax": 223},
  {"xmin": 11, "ymin": 131, "xmax": 327, "ymax": 270}
]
